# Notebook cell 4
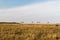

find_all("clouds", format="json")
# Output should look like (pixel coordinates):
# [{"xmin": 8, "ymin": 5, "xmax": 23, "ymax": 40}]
[{"xmin": 0, "ymin": 1, "xmax": 60, "ymax": 23}]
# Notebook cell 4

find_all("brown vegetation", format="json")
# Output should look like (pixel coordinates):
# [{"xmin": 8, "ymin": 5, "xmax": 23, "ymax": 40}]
[{"xmin": 0, "ymin": 24, "xmax": 60, "ymax": 40}]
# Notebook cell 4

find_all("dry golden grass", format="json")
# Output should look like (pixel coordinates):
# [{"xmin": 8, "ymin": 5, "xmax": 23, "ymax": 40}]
[{"xmin": 0, "ymin": 24, "xmax": 60, "ymax": 40}]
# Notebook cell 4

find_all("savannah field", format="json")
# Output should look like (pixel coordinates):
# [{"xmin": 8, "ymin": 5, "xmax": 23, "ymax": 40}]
[{"xmin": 0, "ymin": 23, "xmax": 60, "ymax": 40}]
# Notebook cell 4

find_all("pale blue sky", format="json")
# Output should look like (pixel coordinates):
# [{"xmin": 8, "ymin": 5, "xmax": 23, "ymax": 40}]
[{"xmin": 0, "ymin": 0, "xmax": 47, "ymax": 9}]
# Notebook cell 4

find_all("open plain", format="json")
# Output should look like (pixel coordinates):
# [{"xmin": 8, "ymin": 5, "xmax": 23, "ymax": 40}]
[{"xmin": 0, "ymin": 23, "xmax": 60, "ymax": 40}]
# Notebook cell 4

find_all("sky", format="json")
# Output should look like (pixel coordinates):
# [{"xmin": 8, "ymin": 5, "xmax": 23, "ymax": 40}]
[
  {"xmin": 0, "ymin": 0, "xmax": 46, "ymax": 9},
  {"xmin": 0, "ymin": 0, "xmax": 60, "ymax": 24}
]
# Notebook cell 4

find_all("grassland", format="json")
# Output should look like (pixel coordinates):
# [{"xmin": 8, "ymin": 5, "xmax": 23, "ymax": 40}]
[{"xmin": 0, "ymin": 23, "xmax": 60, "ymax": 40}]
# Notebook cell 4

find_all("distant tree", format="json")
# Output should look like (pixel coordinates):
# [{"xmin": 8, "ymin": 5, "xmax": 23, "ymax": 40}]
[
  {"xmin": 32, "ymin": 21, "xmax": 34, "ymax": 23},
  {"xmin": 21, "ymin": 21, "xmax": 24, "ymax": 23},
  {"xmin": 37, "ymin": 21, "xmax": 40, "ymax": 23},
  {"xmin": 47, "ymin": 21, "xmax": 49, "ymax": 24}
]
